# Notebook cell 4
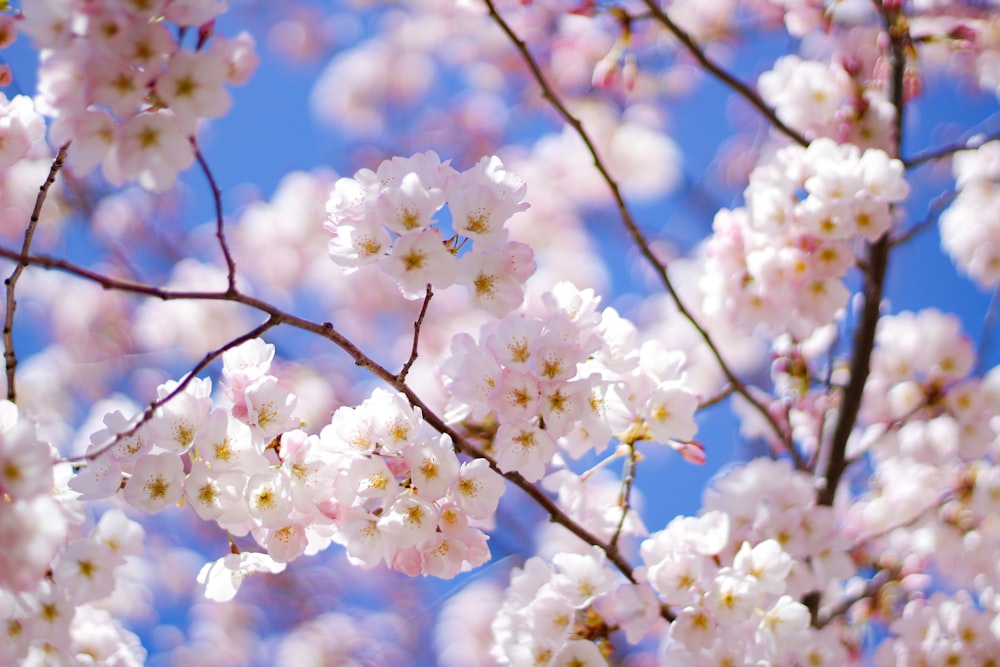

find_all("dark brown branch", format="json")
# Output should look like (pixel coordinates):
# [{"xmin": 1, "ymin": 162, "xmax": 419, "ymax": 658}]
[
  {"xmin": 194, "ymin": 145, "xmax": 238, "ymax": 292},
  {"xmin": 398, "ymin": 284, "xmax": 433, "ymax": 382},
  {"xmin": 817, "ymin": 1, "xmax": 904, "ymax": 507},
  {"xmin": 482, "ymin": 0, "xmax": 793, "ymax": 455},
  {"xmin": 638, "ymin": 0, "xmax": 810, "ymax": 148},
  {"xmin": 3, "ymin": 144, "xmax": 69, "ymax": 403}
]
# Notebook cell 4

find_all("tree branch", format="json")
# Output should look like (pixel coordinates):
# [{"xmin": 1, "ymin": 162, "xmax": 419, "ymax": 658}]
[
  {"xmin": 609, "ymin": 444, "xmax": 638, "ymax": 551},
  {"xmin": 482, "ymin": 0, "xmax": 793, "ymax": 454},
  {"xmin": 637, "ymin": 0, "xmax": 810, "ymax": 148},
  {"xmin": 3, "ymin": 143, "xmax": 69, "ymax": 403},
  {"xmin": 398, "ymin": 284, "xmax": 433, "ymax": 382},
  {"xmin": 904, "ymin": 127, "xmax": 1000, "ymax": 170},
  {"xmin": 890, "ymin": 189, "xmax": 956, "ymax": 247},
  {"xmin": 194, "ymin": 145, "xmax": 238, "ymax": 292},
  {"xmin": 815, "ymin": 568, "xmax": 896, "ymax": 629}
]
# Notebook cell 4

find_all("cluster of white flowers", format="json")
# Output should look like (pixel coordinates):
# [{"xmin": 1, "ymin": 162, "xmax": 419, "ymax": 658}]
[
  {"xmin": 940, "ymin": 139, "xmax": 1000, "ymax": 287},
  {"xmin": 702, "ymin": 138, "xmax": 909, "ymax": 339},
  {"xmin": 487, "ymin": 457, "xmax": 858, "ymax": 666},
  {"xmin": 71, "ymin": 338, "xmax": 509, "ymax": 598},
  {"xmin": 637, "ymin": 459, "xmax": 855, "ymax": 665},
  {"xmin": 325, "ymin": 151, "xmax": 535, "ymax": 316},
  {"xmin": 759, "ymin": 53, "xmax": 897, "ymax": 149},
  {"xmin": 0, "ymin": 400, "xmax": 146, "ymax": 665},
  {"xmin": 442, "ymin": 282, "xmax": 701, "ymax": 482},
  {"xmin": 491, "ymin": 546, "xmax": 649, "ymax": 667},
  {"xmin": 22, "ymin": 0, "xmax": 258, "ymax": 191},
  {"xmin": 874, "ymin": 591, "xmax": 1000, "ymax": 665},
  {"xmin": 847, "ymin": 310, "xmax": 1000, "ymax": 595}
]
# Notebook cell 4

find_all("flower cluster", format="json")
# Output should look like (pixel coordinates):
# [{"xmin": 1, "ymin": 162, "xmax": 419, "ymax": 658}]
[
  {"xmin": 759, "ymin": 52, "xmax": 896, "ymax": 150},
  {"xmin": 325, "ymin": 151, "xmax": 534, "ymax": 316},
  {"xmin": 0, "ymin": 400, "xmax": 146, "ymax": 665},
  {"xmin": 442, "ymin": 282, "xmax": 701, "ymax": 482},
  {"xmin": 321, "ymin": 387, "xmax": 505, "ymax": 578},
  {"xmin": 874, "ymin": 591, "xmax": 1000, "ymax": 666},
  {"xmin": 0, "ymin": 93, "xmax": 46, "ymax": 171},
  {"xmin": 702, "ymin": 138, "xmax": 909, "ymax": 338},
  {"xmin": 22, "ymin": 0, "xmax": 258, "ymax": 191},
  {"xmin": 491, "ymin": 546, "xmax": 652, "ymax": 666},
  {"xmin": 847, "ymin": 310, "xmax": 1000, "ymax": 593},
  {"xmin": 71, "ymin": 338, "xmax": 508, "ymax": 599},
  {"xmin": 940, "ymin": 139, "xmax": 1000, "ymax": 288},
  {"xmin": 639, "ymin": 459, "xmax": 854, "ymax": 665}
]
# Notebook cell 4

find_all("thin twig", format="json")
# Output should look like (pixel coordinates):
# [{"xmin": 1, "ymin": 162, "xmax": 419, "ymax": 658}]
[
  {"xmin": 637, "ymin": 0, "xmax": 810, "ymax": 148},
  {"xmin": 482, "ymin": 0, "xmax": 792, "ymax": 453},
  {"xmin": 853, "ymin": 489, "xmax": 953, "ymax": 547},
  {"xmin": 398, "ymin": 284, "xmax": 433, "ymax": 381},
  {"xmin": 698, "ymin": 383, "xmax": 734, "ymax": 410},
  {"xmin": 904, "ymin": 127, "xmax": 1000, "ymax": 169},
  {"xmin": 194, "ymin": 145, "xmax": 238, "ymax": 292},
  {"xmin": 810, "ymin": 337, "xmax": 841, "ymax": 473},
  {"xmin": 67, "ymin": 317, "xmax": 281, "ymax": 464},
  {"xmin": 890, "ymin": 189, "xmax": 956, "ymax": 247},
  {"xmin": 783, "ymin": 403, "xmax": 806, "ymax": 469},
  {"xmin": 3, "ymin": 143, "xmax": 69, "ymax": 403},
  {"xmin": 977, "ymin": 286, "xmax": 1000, "ymax": 374},
  {"xmin": 609, "ymin": 444, "xmax": 637, "ymax": 551}
]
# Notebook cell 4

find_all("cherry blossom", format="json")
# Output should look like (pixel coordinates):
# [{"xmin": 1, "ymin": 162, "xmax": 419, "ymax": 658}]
[{"xmin": 3, "ymin": 0, "xmax": 1000, "ymax": 664}]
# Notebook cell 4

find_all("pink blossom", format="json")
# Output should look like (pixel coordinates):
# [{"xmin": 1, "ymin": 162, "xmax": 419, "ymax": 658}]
[
  {"xmin": 103, "ymin": 110, "xmax": 195, "ymax": 192},
  {"xmin": 122, "ymin": 452, "xmax": 185, "ymax": 514},
  {"xmin": 156, "ymin": 49, "xmax": 232, "ymax": 132},
  {"xmin": 196, "ymin": 552, "xmax": 285, "ymax": 602}
]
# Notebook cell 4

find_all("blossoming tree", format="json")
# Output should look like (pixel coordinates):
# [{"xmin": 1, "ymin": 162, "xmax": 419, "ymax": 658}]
[{"xmin": 1, "ymin": 0, "xmax": 1000, "ymax": 664}]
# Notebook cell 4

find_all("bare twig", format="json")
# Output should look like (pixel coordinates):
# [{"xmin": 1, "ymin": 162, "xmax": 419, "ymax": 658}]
[
  {"xmin": 637, "ymin": 0, "xmax": 810, "ymax": 148},
  {"xmin": 67, "ymin": 317, "xmax": 281, "ymax": 464},
  {"xmin": 609, "ymin": 444, "xmax": 638, "ymax": 551},
  {"xmin": 398, "ymin": 284, "xmax": 433, "ymax": 381},
  {"xmin": 853, "ymin": 489, "xmax": 953, "ymax": 547},
  {"xmin": 904, "ymin": 127, "xmax": 1000, "ymax": 170},
  {"xmin": 482, "ymin": 0, "xmax": 792, "ymax": 453},
  {"xmin": 977, "ymin": 286, "xmax": 1000, "ymax": 374},
  {"xmin": 891, "ymin": 189, "xmax": 956, "ymax": 247},
  {"xmin": 3, "ymin": 143, "xmax": 69, "ymax": 403},
  {"xmin": 698, "ymin": 383, "xmax": 734, "ymax": 410},
  {"xmin": 194, "ymin": 145, "xmax": 238, "ymax": 292}
]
